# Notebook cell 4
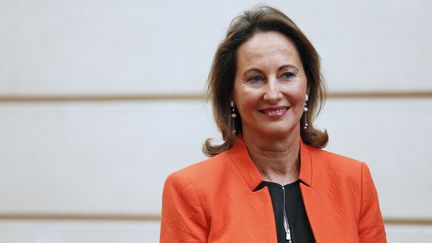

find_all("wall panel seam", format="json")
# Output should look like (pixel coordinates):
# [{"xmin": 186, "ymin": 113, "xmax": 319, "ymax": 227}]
[
  {"xmin": 0, "ymin": 213, "xmax": 431, "ymax": 225},
  {"xmin": 0, "ymin": 91, "xmax": 432, "ymax": 103}
]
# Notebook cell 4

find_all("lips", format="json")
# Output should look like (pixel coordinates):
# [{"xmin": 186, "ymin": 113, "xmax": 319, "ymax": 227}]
[{"xmin": 259, "ymin": 106, "xmax": 289, "ymax": 117}]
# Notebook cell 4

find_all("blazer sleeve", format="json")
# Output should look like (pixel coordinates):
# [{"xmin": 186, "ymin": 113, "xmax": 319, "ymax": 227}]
[
  {"xmin": 160, "ymin": 172, "xmax": 208, "ymax": 243},
  {"xmin": 358, "ymin": 163, "xmax": 387, "ymax": 243}
]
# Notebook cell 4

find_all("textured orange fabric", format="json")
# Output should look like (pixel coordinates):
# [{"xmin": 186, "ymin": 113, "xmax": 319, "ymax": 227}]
[{"xmin": 160, "ymin": 139, "xmax": 386, "ymax": 243}]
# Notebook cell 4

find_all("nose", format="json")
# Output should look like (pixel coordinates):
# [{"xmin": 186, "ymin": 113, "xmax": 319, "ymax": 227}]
[{"xmin": 263, "ymin": 78, "xmax": 282, "ymax": 103}]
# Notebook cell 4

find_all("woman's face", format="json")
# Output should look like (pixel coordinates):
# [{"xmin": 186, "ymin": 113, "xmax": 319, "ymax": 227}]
[{"xmin": 233, "ymin": 31, "xmax": 308, "ymax": 139}]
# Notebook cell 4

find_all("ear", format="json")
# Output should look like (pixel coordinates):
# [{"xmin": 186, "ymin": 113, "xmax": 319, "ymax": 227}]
[
  {"xmin": 306, "ymin": 86, "xmax": 310, "ymax": 98},
  {"xmin": 230, "ymin": 92, "xmax": 236, "ymax": 107}
]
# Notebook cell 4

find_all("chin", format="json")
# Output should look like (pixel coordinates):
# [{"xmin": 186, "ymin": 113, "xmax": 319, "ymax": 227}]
[
  {"xmin": 242, "ymin": 120, "xmax": 301, "ymax": 139},
  {"xmin": 260, "ymin": 125, "xmax": 298, "ymax": 138},
  {"xmin": 274, "ymin": 119, "xmax": 302, "ymax": 134}
]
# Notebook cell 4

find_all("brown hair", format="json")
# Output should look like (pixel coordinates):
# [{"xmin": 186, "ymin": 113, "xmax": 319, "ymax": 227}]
[{"xmin": 203, "ymin": 5, "xmax": 328, "ymax": 156}]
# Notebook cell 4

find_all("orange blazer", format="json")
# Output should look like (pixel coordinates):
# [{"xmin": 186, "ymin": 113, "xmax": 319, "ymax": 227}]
[{"xmin": 160, "ymin": 139, "xmax": 386, "ymax": 242}]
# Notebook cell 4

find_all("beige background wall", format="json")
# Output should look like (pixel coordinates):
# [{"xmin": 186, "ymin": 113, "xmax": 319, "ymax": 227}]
[{"xmin": 1, "ymin": 0, "xmax": 431, "ymax": 242}]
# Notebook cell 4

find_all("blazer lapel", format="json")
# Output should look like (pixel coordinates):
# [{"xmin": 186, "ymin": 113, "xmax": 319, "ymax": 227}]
[
  {"xmin": 228, "ymin": 138, "xmax": 277, "ymax": 242},
  {"xmin": 299, "ymin": 141, "xmax": 338, "ymax": 243}
]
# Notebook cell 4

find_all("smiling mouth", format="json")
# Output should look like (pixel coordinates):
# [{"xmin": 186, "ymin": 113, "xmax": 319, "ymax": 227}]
[{"xmin": 259, "ymin": 106, "xmax": 289, "ymax": 117}]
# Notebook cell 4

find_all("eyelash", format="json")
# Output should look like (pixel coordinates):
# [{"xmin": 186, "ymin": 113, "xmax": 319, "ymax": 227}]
[
  {"xmin": 281, "ymin": 72, "xmax": 296, "ymax": 80},
  {"xmin": 247, "ymin": 72, "xmax": 296, "ymax": 83},
  {"xmin": 248, "ymin": 74, "xmax": 264, "ymax": 83}
]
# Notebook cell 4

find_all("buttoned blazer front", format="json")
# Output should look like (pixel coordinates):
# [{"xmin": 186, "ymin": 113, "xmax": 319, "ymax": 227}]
[{"xmin": 160, "ymin": 139, "xmax": 387, "ymax": 243}]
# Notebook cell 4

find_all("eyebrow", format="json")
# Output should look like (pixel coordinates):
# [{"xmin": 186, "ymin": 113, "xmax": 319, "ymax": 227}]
[
  {"xmin": 243, "ymin": 68, "xmax": 261, "ymax": 74},
  {"xmin": 244, "ymin": 64, "xmax": 299, "ymax": 74},
  {"xmin": 278, "ymin": 64, "xmax": 299, "ymax": 71}
]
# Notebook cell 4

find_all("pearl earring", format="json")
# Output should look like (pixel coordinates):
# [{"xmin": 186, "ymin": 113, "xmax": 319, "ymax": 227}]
[
  {"xmin": 231, "ymin": 100, "xmax": 237, "ymax": 134},
  {"xmin": 303, "ymin": 94, "xmax": 309, "ymax": 130}
]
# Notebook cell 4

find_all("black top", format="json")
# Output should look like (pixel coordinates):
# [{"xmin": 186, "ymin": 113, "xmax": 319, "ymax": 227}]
[{"xmin": 256, "ymin": 180, "xmax": 315, "ymax": 243}]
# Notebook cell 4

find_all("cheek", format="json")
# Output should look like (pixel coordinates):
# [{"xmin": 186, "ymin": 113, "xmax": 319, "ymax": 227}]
[
  {"xmin": 285, "ymin": 85, "xmax": 307, "ymax": 103},
  {"xmin": 284, "ymin": 87, "xmax": 307, "ymax": 115},
  {"xmin": 234, "ymin": 86, "xmax": 261, "ymax": 110}
]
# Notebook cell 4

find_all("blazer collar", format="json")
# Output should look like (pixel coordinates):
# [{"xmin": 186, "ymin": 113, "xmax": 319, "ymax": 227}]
[
  {"xmin": 299, "ymin": 139, "xmax": 313, "ymax": 187},
  {"xmin": 228, "ymin": 137, "xmax": 313, "ymax": 191}
]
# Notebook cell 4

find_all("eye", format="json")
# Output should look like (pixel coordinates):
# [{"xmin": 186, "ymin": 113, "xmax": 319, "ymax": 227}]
[
  {"xmin": 247, "ymin": 74, "xmax": 264, "ymax": 83},
  {"xmin": 280, "ymin": 72, "xmax": 296, "ymax": 80}
]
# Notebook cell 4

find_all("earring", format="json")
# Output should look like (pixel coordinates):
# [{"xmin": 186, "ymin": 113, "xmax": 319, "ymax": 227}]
[
  {"xmin": 231, "ymin": 100, "xmax": 237, "ymax": 134},
  {"xmin": 303, "ymin": 94, "xmax": 309, "ymax": 130}
]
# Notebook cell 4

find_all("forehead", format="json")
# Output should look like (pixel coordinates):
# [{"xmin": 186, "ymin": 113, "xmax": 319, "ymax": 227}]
[{"xmin": 236, "ymin": 31, "xmax": 302, "ymax": 68}]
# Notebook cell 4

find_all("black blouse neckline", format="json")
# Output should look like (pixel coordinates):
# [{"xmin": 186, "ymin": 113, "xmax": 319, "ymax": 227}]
[{"xmin": 255, "ymin": 179, "xmax": 315, "ymax": 243}]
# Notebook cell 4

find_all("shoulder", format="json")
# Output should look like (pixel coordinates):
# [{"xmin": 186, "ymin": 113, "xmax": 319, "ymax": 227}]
[
  {"xmin": 310, "ymin": 147, "xmax": 364, "ymax": 173},
  {"xmin": 307, "ymin": 147, "xmax": 370, "ymax": 187},
  {"xmin": 162, "ymin": 150, "xmax": 238, "ymax": 218},
  {"xmin": 164, "ymin": 151, "xmax": 233, "ymax": 190}
]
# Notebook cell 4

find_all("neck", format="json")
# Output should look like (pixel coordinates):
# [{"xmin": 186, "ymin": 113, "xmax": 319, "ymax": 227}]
[{"xmin": 242, "ymin": 128, "xmax": 301, "ymax": 185}]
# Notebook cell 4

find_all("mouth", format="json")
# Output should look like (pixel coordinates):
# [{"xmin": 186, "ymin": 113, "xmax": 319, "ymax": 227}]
[{"xmin": 259, "ymin": 106, "xmax": 289, "ymax": 117}]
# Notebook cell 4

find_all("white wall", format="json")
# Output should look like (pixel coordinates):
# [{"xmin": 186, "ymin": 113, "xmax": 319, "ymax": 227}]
[{"xmin": 1, "ymin": 0, "xmax": 431, "ymax": 242}]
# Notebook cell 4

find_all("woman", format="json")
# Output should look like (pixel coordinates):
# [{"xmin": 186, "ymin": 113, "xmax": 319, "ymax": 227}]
[{"xmin": 160, "ymin": 5, "xmax": 386, "ymax": 243}]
